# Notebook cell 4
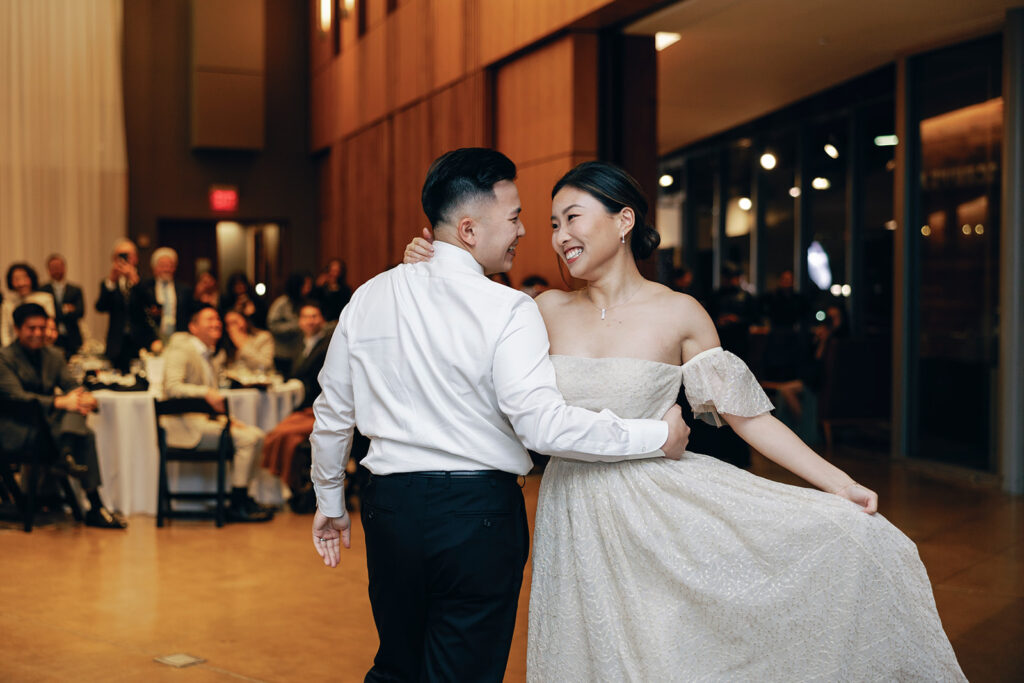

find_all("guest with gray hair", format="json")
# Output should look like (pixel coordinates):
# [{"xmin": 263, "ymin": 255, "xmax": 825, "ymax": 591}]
[{"xmin": 134, "ymin": 246, "xmax": 191, "ymax": 353}]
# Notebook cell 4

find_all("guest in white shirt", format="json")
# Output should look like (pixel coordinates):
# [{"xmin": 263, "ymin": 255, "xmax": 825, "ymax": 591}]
[{"xmin": 309, "ymin": 148, "xmax": 690, "ymax": 682}]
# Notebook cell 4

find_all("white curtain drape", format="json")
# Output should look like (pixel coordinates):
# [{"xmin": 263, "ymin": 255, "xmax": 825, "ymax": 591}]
[{"xmin": 0, "ymin": 0, "xmax": 127, "ymax": 345}]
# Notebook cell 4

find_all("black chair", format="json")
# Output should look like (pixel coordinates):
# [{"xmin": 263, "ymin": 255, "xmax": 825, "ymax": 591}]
[
  {"xmin": 154, "ymin": 397, "xmax": 234, "ymax": 528},
  {"xmin": 0, "ymin": 397, "xmax": 83, "ymax": 532}
]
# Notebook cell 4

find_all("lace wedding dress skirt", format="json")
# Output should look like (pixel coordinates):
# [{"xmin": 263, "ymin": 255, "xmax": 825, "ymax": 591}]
[{"xmin": 527, "ymin": 351, "xmax": 965, "ymax": 682}]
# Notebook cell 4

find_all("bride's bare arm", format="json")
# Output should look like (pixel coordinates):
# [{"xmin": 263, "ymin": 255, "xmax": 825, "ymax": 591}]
[
  {"xmin": 724, "ymin": 413, "xmax": 876, "ymax": 513},
  {"xmin": 676, "ymin": 293, "xmax": 878, "ymax": 514}
]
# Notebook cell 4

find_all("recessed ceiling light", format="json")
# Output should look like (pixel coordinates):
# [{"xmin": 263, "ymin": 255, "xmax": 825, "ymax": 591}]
[
  {"xmin": 824, "ymin": 143, "xmax": 839, "ymax": 159},
  {"xmin": 659, "ymin": 174, "xmax": 674, "ymax": 188},
  {"xmin": 760, "ymin": 153, "xmax": 777, "ymax": 170},
  {"xmin": 812, "ymin": 177, "xmax": 830, "ymax": 190}
]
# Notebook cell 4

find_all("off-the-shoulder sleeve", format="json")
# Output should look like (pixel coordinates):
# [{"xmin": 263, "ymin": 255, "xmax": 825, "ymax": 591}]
[{"xmin": 682, "ymin": 346, "xmax": 774, "ymax": 426}]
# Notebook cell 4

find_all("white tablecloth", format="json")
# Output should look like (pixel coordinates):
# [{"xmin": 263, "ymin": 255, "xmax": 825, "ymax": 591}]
[{"xmin": 89, "ymin": 381, "xmax": 304, "ymax": 515}]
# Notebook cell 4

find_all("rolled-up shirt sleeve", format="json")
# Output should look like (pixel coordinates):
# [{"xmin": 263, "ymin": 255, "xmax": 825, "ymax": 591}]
[
  {"xmin": 492, "ymin": 299, "xmax": 667, "ymax": 461},
  {"xmin": 310, "ymin": 315, "xmax": 356, "ymax": 518}
]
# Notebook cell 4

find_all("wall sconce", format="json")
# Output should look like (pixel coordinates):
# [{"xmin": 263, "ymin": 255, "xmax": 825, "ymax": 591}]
[{"xmin": 319, "ymin": 0, "xmax": 332, "ymax": 33}]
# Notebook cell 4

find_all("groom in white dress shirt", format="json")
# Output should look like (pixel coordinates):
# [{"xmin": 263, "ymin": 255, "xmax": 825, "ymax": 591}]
[{"xmin": 310, "ymin": 148, "xmax": 690, "ymax": 682}]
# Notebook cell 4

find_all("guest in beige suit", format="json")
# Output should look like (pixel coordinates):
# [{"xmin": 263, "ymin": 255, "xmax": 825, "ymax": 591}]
[{"xmin": 161, "ymin": 304, "xmax": 273, "ymax": 522}]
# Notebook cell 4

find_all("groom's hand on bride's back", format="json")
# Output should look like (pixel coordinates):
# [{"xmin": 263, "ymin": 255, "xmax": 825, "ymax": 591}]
[{"xmin": 659, "ymin": 405, "xmax": 689, "ymax": 460}]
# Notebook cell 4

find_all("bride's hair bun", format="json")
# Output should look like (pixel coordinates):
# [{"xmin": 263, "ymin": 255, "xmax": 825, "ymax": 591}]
[{"xmin": 552, "ymin": 162, "xmax": 660, "ymax": 261}]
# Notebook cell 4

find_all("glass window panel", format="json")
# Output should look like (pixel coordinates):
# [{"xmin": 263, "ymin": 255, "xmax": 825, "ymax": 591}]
[{"xmin": 913, "ymin": 35, "xmax": 1002, "ymax": 470}]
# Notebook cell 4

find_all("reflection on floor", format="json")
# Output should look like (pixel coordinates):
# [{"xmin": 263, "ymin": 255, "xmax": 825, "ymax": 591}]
[{"xmin": 1, "ymin": 445, "xmax": 1021, "ymax": 682}]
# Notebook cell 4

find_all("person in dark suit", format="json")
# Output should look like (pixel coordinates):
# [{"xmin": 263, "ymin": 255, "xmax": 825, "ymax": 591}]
[
  {"xmin": 133, "ymin": 247, "xmax": 191, "ymax": 354},
  {"xmin": 40, "ymin": 254, "xmax": 84, "ymax": 357},
  {"xmin": 0, "ymin": 303, "xmax": 126, "ymax": 528},
  {"xmin": 95, "ymin": 239, "xmax": 142, "ymax": 373},
  {"xmin": 261, "ymin": 300, "xmax": 333, "ymax": 495}
]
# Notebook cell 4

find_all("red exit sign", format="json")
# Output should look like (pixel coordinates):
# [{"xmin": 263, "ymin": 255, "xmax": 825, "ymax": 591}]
[{"xmin": 209, "ymin": 185, "xmax": 238, "ymax": 212}]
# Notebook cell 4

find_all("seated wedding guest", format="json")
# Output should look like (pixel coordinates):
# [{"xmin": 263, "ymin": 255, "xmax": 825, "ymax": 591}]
[
  {"xmin": 192, "ymin": 270, "xmax": 221, "ymax": 310},
  {"xmin": 223, "ymin": 272, "xmax": 267, "ymax": 329},
  {"xmin": 135, "ymin": 247, "xmax": 190, "ymax": 353},
  {"xmin": 268, "ymin": 271, "xmax": 312, "ymax": 376},
  {"xmin": 2, "ymin": 263, "xmax": 56, "ymax": 347},
  {"xmin": 222, "ymin": 311, "xmax": 274, "ymax": 374},
  {"xmin": 161, "ymin": 304, "xmax": 272, "ymax": 522},
  {"xmin": 519, "ymin": 274, "xmax": 549, "ymax": 299},
  {"xmin": 261, "ymin": 301, "xmax": 332, "ymax": 494},
  {"xmin": 0, "ymin": 303, "xmax": 126, "ymax": 528},
  {"xmin": 761, "ymin": 269, "xmax": 807, "ymax": 331},
  {"xmin": 313, "ymin": 258, "xmax": 351, "ymax": 321},
  {"xmin": 95, "ymin": 239, "xmax": 142, "ymax": 372},
  {"xmin": 40, "ymin": 254, "xmax": 84, "ymax": 357}
]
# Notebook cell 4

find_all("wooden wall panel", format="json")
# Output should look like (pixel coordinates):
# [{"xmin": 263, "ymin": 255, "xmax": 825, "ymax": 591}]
[
  {"xmin": 391, "ymin": 100, "xmax": 434, "ymax": 265},
  {"xmin": 431, "ymin": 71, "xmax": 490, "ymax": 153},
  {"xmin": 367, "ymin": 0, "xmax": 388, "ymax": 28},
  {"xmin": 309, "ymin": 0, "xmax": 334, "ymax": 73},
  {"xmin": 342, "ymin": 122, "xmax": 392, "ymax": 286},
  {"xmin": 339, "ymin": 45, "xmax": 360, "ymax": 138},
  {"xmin": 311, "ymin": 60, "xmax": 337, "ymax": 151},
  {"xmin": 515, "ymin": 0, "xmax": 608, "ymax": 49},
  {"xmin": 496, "ymin": 36, "xmax": 599, "ymax": 166},
  {"xmin": 432, "ymin": 0, "xmax": 466, "ymax": 91},
  {"xmin": 471, "ymin": 0, "xmax": 517, "ymax": 69},
  {"xmin": 359, "ymin": 26, "xmax": 389, "ymax": 127},
  {"xmin": 389, "ymin": 0, "xmax": 432, "ymax": 111}
]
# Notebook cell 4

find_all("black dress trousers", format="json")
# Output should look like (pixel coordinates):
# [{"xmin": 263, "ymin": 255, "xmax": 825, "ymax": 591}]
[{"xmin": 361, "ymin": 470, "xmax": 529, "ymax": 683}]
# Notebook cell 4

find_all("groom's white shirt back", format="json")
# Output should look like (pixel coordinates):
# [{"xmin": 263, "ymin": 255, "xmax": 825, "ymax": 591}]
[{"xmin": 311, "ymin": 241, "xmax": 667, "ymax": 517}]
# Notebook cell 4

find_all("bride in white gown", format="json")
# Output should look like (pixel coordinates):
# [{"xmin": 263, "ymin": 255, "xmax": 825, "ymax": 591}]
[{"xmin": 406, "ymin": 161, "xmax": 965, "ymax": 681}]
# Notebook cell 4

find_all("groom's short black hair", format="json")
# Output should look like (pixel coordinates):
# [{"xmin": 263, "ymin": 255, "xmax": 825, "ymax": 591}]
[{"xmin": 421, "ymin": 148, "xmax": 517, "ymax": 228}]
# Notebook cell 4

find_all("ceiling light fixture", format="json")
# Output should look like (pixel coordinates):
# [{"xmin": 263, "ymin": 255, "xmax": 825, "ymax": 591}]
[
  {"xmin": 655, "ymin": 32, "xmax": 681, "ymax": 51},
  {"xmin": 788, "ymin": 186, "xmax": 801, "ymax": 198},
  {"xmin": 760, "ymin": 153, "xmax": 777, "ymax": 170},
  {"xmin": 812, "ymin": 177, "xmax": 830, "ymax": 190},
  {"xmin": 874, "ymin": 135, "xmax": 899, "ymax": 147},
  {"xmin": 659, "ymin": 174, "xmax": 674, "ymax": 188},
  {"xmin": 824, "ymin": 143, "xmax": 839, "ymax": 159},
  {"xmin": 738, "ymin": 197, "xmax": 752, "ymax": 211}
]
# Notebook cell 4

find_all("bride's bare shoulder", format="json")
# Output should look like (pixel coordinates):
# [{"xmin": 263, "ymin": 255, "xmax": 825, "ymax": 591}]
[
  {"xmin": 649, "ymin": 283, "xmax": 707, "ymax": 314},
  {"xmin": 535, "ymin": 288, "xmax": 575, "ymax": 313}
]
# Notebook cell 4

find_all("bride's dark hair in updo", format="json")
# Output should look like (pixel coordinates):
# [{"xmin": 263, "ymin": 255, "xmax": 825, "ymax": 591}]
[{"xmin": 551, "ymin": 161, "xmax": 661, "ymax": 261}]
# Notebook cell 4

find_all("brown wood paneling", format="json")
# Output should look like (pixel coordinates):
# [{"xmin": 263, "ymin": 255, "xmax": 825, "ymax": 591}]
[
  {"xmin": 496, "ymin": 36, "xmax": 578, "ymax": 165},
  {"xmin": 471, "ymin": 0, "xmax": 517, "ymax": 69},
  {"xmin": 338, "ymin": 45, "xmax": 360, "ymax": 137},
  {"xmin": 515, "ymin": 0, "xmax": 607, "ymax": 49},
  {"xmin": 358, "ymin": 25, "xmax": 389, "ymax": 127},
  {"xmin": 311, "ymin": 63, "xmax": 335, "ymax": 151},
  {"xmin": 432, "ymin": 0, "xmax": 466, "ymax": 91},
  {"xmin": 389, "ymin": 0, "xmax": 432, "ymax": 111},
  {"xmin": 342, "ymin": 122, "xmax": 392, "ymax": 286},
  {"xmin": 367, "ymin": 0, "xmax": 388, "ymax": 28},
  {"xmin": 192, "ymin": 0, "xmax": 265, "ymax": 71},
  {"xmin": 390, "ymin": 101, "xmax": 434, "ymax": 265},
  {"xmin": 191, "ymin": 71, "xmax": 265, "ymax": 149},
  {"xmin": 309, "ymin": 0, "xmax": 334, "ymax": 73},
  {"xmin": 431, "ymin": 72, "xmax": 490, "ymax": 154}
]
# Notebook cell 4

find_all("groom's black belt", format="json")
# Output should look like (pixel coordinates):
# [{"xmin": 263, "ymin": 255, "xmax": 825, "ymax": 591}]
[{"xmin": 376, "ymin": 470, "xmax": 517, "ymax": 481}]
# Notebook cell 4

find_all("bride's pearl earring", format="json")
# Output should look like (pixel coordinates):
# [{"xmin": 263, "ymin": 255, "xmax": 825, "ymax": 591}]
[{"xmin": 620, "ymin": 234, "xmax": 626, "ymax": 244}]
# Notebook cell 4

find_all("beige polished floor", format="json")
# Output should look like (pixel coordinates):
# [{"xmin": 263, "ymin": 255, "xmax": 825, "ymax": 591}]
[{"xmin": 1, "ymin": 446, "xmax": 1022, "ymax": 682}]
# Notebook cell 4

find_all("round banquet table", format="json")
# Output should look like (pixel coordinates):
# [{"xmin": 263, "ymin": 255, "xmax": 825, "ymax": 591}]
[{"xmin": 88, "ymin": 380, "xmax": 304, "ymax": 515}]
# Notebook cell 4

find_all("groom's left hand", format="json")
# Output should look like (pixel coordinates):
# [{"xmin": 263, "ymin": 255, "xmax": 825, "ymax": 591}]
[{"xmin": 312, "ymin": 509, "xmax": 351, "ymax": 567}]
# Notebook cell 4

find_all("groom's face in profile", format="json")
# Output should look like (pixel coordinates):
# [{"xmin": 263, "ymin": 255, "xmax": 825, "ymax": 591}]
[{"xmin": 469, "ymin": 179, "xmax": 524, "ymax": 275}]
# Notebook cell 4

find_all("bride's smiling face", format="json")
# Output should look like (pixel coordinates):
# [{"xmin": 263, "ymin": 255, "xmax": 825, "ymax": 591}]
[{"xmin": 550, "ymin": 187, "xmax": 631, "ymax": 278}]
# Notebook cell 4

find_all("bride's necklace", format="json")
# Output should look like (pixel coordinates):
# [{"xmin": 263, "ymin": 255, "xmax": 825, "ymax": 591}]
[{"xmin": 583, "ymin": 282, "xmax": 644, "ymax": 320}]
